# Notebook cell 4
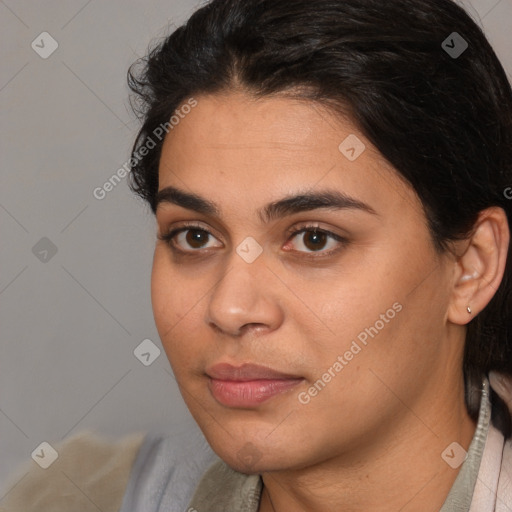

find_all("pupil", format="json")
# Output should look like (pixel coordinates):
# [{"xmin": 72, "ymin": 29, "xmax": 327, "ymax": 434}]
[
  {"xmin": 187, "ymin": 229, "xmax": 207, "ymax": 248},
  {"xmin": 305, "ymin": 231, "xmax": 326, "ymax": 251}
]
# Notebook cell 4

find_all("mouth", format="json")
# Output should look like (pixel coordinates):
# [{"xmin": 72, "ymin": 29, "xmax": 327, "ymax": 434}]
[{"xmin": 206, "ymin": 362, "xmax": 304, "ymax": 408}]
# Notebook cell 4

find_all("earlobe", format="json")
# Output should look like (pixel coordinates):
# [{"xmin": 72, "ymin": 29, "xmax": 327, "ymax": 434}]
[{"xmin": 447, "ymin": 207, "xmax": 510, "ymax": 326}]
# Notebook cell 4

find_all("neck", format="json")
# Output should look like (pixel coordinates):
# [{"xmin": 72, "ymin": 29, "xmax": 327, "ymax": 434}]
[{"xmin": 258, "ymin": 377, "xmax": 477, "ymax": 512}]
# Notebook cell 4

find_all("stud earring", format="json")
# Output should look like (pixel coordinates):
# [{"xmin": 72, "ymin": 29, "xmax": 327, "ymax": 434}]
[{"xmin": 467, "ymin": 306, "xmax": 472, "ymax": 314}]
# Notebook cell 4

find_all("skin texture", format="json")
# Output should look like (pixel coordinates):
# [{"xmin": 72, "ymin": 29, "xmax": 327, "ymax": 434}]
[{"xmin": 151, "ymin": 91, "xmax": 509, "ymax": 512}]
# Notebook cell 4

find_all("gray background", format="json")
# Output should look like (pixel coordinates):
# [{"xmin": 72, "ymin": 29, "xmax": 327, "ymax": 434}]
[{"xmin": 1, "ymin": 0, "xmax": 511, "ymax": 498}]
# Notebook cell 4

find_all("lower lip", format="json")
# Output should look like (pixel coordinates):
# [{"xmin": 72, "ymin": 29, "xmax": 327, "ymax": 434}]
[{"xmin": 208, "ymin": 378, "xmax": 304, "ymax": 407}]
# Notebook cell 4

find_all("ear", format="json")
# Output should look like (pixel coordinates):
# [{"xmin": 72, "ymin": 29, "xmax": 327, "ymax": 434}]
[{"xmin": 447, "ymin": 206, "xmax": 510, "ymax": 325}]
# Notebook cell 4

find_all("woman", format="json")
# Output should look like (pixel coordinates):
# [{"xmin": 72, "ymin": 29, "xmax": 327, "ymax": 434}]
[
  {"xmin": 124, "ymin": 0, "xmax": 512, "ymax": 509},
  {"xmin": 3, "ymin": 0, "xmax": 511, "ymax": 511}
]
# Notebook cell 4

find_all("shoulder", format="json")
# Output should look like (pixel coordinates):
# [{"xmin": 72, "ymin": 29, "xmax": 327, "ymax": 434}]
[
  {"xmin": 488, "ymin": 371, "xmax": 512, "ymax": 510},
  {"xmin": 119, "ymin": 426, "xmax": 220, "ymax": 512},
  {"xmin": 497, "ymin": 436, "xmax": 512, "ymax": 511},
  {"xmin": 0, "ymin": 430, "xmax": 145, "ymax": 512}
]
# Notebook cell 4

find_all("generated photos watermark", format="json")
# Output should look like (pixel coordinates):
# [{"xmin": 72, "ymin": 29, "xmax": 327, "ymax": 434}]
[
  {"xmin": 298, "ymin": 302, "xmax": 403, "ymax": 404},
  {"xmin": 93, "ymin": 97, "xmax": 198, "ymax": 200}
]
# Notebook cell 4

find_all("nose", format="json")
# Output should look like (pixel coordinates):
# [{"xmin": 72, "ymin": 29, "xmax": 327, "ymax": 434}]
[{"xmin": 205, "ymin": 250, "xmax": 284, "ymax": 338}]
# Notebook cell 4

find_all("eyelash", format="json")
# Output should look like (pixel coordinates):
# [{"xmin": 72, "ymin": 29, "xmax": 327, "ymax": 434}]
[{"xmin": 157, "ymin": 221, "xmax": 348, "ymax": 260}]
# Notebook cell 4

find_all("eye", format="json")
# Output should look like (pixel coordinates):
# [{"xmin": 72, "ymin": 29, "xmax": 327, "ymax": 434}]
[
  {"xmin": 157, "ymin": 222, "xmax": 222, "ymax": 252},
  {"xmin": 284, "ymin": 224, "xmax": 347, "ymax": 257}
]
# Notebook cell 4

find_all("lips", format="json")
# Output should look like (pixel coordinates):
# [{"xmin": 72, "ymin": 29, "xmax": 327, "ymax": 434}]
[
  {"xmin": 206, "ymin": 363, "xmax": 304, "ymax": 407},
  {"xmin": 206, "ymin": 363, "xmax": 302, "ymax": 381}
]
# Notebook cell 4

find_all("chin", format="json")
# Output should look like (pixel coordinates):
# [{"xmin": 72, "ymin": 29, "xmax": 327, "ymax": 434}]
[
  {"xmin": 221, "ymin": 452, "xmax": 286, "ymax": 475},
  {"xmin": 207, "ymin": 434, "xmax": 302, "ymax": 475}
]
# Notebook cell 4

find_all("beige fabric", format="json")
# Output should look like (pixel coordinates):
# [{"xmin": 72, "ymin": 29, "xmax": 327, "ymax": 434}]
[
  {"xmin": 496, "ymin": 438, "xmax": 512, "ymax": 512},
  {"xmin": 0, "ymin": 430, "xmax": 145, "ymax": 512},
  {"xmin": 483, "ymin": 371, "xmax": 512, "ymax": 512},
  {"xmin": 469, "ymin": 424, "xmax": 506, "ymax": 511}
]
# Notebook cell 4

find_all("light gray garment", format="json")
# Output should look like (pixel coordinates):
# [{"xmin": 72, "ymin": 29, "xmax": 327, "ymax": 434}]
[
  {"xmin": 121, "ymin": 379, "xmax": 492, "ymax": 512},
  {"xmin": 118, "ymin": 424, "xmax": 220, "ymax": 512},
  {"xmin": 439, "ymin": 377, "xmax": 491, "ymax": 511}
]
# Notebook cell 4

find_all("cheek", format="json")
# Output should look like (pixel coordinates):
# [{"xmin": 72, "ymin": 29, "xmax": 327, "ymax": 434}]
[
  {"xmin": 306, "ymin": 239, "xmax": 445, "ymax": 372},
  {"xmin": 151, "ymin": 250, "xmax": 200, "ymax": 355},
  {"xmin": 150, "ymin": 250, "xmax": 175, "ymax": 337}
]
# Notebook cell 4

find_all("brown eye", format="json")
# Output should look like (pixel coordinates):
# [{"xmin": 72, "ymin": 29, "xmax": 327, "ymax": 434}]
[
  {"xmin": 302, "ymin": 230, "xmax": 329, "ymax": 251},
  {"xmin": 287, "ymin": 227, "xmax": 344, "ymax": 255},
  {"xmin": 158, "ymin": 225, "xmax": 223, "ymax": 252},
  {"xmin": 185, "ymin": 229, "xmax": 211, "ymax": 249}
]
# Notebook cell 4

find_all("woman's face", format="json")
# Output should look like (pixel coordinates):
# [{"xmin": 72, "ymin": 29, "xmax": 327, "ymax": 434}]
[{"xmin": 152, "ymin": 91, "xmax": 460, "ymax": 472}]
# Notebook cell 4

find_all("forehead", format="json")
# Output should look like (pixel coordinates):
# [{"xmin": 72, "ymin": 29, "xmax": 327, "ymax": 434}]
[
  {"xmin": 157, "ymin": 92, "xmax": 419, "ymax": 222},
  {"xmin": 162, "ymin": 91, "xmax": 361, "ymax": 161}
]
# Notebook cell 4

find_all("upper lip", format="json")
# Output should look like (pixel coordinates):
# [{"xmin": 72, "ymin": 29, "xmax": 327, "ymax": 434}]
[{"xmin": 206, "ymin": 363, "xmax": 303, "ymax": 381}]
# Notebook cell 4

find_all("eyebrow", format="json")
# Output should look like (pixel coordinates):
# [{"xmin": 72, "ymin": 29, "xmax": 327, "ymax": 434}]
[{"xmin": 155, "ymin": 185, "xmax": 377, "ymax": 223}]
